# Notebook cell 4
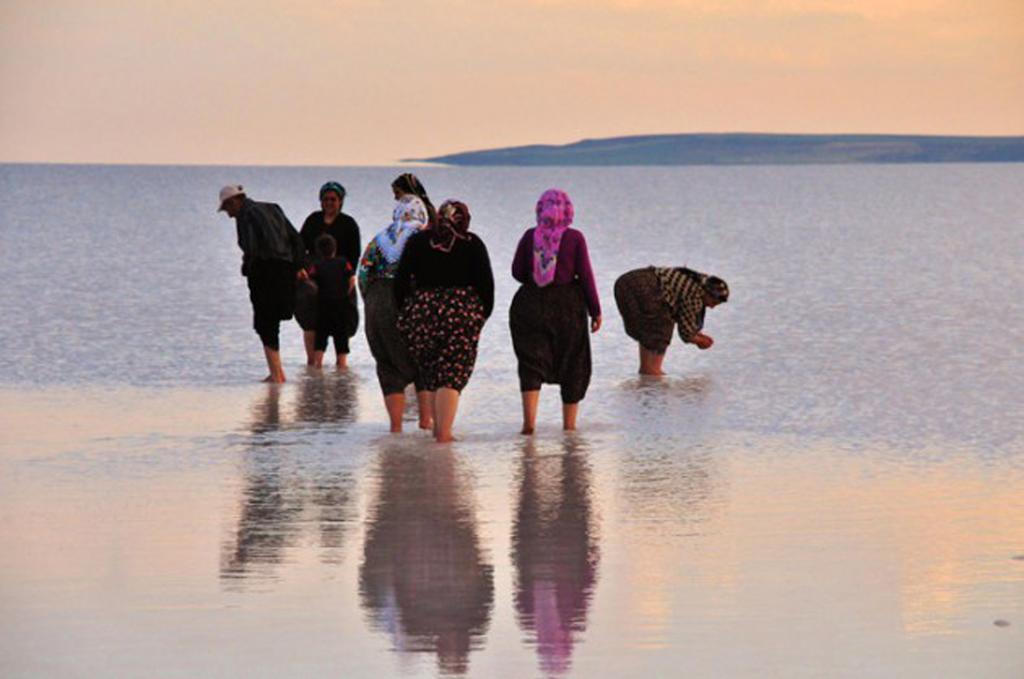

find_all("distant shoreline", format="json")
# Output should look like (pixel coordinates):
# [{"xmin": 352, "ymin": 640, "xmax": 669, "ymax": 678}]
[{"xmin": 410, "ymin": 133, "xmax": 1024, "ymax": 167}]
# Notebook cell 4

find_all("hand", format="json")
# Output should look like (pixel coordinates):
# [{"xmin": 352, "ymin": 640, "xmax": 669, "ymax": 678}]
[
  {"xmin": 693, "ymin": 333, "xmax": 714, "ymax": 350},
  {"xmin": 590, "ymin": 315, "xmax": 602, "ymax": 333}
]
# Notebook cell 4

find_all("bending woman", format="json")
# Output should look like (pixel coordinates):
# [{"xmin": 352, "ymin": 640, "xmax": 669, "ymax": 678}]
[
  {"xmin": 358, "ymin": 194, "xmax": 433, "ymax": 432},
  {"xmin": 395, "ymin": 201, "xmax": 494, "ymax": 443},
  {"xmin": 510, "ymin": 189, "xmax": 601, "ymax": 434},
  {"xmin": 613, "ymin": 266, "xmax": 729, "ymax": 375}
]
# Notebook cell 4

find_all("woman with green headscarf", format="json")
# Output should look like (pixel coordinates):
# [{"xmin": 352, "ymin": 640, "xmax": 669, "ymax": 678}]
[{"xmin": 297, "ymin": 181, "xmax": 361, "ymax": 368}]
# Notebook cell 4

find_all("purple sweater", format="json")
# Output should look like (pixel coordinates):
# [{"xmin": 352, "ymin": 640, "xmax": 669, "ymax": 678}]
[{"xmin": 511, "ymin": 228, "xmax": 601, "ymax": 318}]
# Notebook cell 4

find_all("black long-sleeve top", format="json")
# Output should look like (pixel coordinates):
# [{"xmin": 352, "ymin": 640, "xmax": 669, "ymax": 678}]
[
  {"xmin": 299, "ymin": 211, "xmax": 361, "ymax": 270},
  {"xmin": 235, "ymin": 198, "xmax": 303, "ymax": 273},
  {"xmin": 393, "ymin": 231, "xmax": 495, "ymax": 318}
]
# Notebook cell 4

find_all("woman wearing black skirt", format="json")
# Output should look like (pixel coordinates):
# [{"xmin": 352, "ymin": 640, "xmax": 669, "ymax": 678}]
[
  {"xmin": 395, "ymin": 200, "xmax": 494, "ymax": 443},
  {"xmin": 509, "ymin": 189, "xmax": 602, "ymax": 434}
]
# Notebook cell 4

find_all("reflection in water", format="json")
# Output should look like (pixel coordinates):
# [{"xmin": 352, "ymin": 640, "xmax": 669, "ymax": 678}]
[
  {"xmin": 221, "ymin": 382, "xmax": 359, "ymax": 583},
  {"xmin": 616, "ymin": 374, "xmax": 714, "ymax": 439},
  {"xmin": 360, "ymin": 445, "xmax": 494, "ymax": 676},
  {"xmin": 293, "ymin": 370, "xmax": 358, "ymax": 427},
  {"xmin": 512, "ymin": 436, "xmax": 599, "ymax": 676},
  {"xmin": 615, "ymin": 433, "xmax": 725, "ymax": 647}
]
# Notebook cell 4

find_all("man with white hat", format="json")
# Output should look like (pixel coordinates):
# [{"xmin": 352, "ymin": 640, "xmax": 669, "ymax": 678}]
[{"xmin": 219, "ymin": 185, "xmax": 304, "ymax": 383}]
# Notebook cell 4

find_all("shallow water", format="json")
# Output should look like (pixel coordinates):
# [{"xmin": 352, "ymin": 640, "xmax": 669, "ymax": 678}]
[{"xmin": 1, "ymin": 164, "xmax": 1023, "ymax": 677}]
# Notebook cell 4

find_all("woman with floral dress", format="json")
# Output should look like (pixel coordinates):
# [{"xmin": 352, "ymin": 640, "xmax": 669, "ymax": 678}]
[{"xmin": 395, "ymin": 200, "xmax": 494, "ymax": 443}]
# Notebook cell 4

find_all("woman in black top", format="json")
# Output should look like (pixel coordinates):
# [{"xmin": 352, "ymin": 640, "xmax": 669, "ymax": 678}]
[
  {"xmin": 297, "ymin": 181, "xmax": 361, "ymax": 367},
  {"xmin": 395, "ymin": 200, "xmax": 494, "ymax": 443}
]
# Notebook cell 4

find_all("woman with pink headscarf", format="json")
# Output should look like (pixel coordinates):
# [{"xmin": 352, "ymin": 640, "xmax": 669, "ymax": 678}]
[{"xmin": 510, "ymin": 189, "xmax": 602, "ymax": 434}]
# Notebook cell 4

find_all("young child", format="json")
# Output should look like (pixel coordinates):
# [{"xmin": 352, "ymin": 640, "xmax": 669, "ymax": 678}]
[{"xmin": 308, "ymin": 234, "xmax": 358, "ymax": 368}]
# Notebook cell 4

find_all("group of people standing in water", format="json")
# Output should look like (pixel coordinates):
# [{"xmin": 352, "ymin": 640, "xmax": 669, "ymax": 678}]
[{"xmin": 218, "ymin": 172, "xmax": 730, "ymax": 442}]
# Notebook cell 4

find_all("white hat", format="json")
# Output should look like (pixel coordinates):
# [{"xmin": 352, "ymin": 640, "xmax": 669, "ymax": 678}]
[{"xmin": 217, "ymin": 184, "xmax": 245, "ymax": 211}]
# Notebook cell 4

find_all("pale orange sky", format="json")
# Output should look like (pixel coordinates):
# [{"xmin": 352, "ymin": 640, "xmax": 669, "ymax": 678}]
[{"xmin": 1, "ymin": 0, "xmax": 1021, "ymax": 165}]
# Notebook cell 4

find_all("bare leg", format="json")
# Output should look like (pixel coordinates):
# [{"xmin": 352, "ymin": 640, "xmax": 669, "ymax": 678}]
[
  {"xmin": 417, "ymin": 390, "xmax": 434, "ymax": 430},
  {"xmin": 312, "ymin": 350, "xmax": 325, "ymax": 368},
  {"xmin": 303, "ymin": 330, "xmax": 317, "ymax": 366},
  {"xmin": 520, "ymin": 390, "xmax": 540, "ymax": 435},
  {"xmin": 384, "ymin": 393, "xmax": 404, "ymax": 433},
  {"xmin": 562, "ymin": 402, "xmax": 579, "ymax": 431},
  {"xmin": 263, "ymin": 346, "xmax": 286, "ymax": 383},
  {"xmin": 434, "ymin": 387, "xmax": 460, "ymax": 443},
  {"xmin": 335, "ymin": 353, "xmax": 348, "ymax": 370},
  {"xmin": 639, "ymin": 345, "xmax": 666, "ymax": 376}
]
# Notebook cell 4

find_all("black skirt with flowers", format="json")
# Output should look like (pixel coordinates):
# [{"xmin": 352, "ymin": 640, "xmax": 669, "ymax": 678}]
[{"xmin": 397, "ymin": 286, "xmax": 487, "ymax": 393}]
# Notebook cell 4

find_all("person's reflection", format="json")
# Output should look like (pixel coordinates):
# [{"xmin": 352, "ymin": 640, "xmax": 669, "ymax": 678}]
[
  {"xmin": 311, "ymin": 470, "xmax": 356, "ymax": 566},
  {"xmin": 221, "ymin": 385, "xmax": 301, "ymax": 583},
  {"xmin": 512, "ymin": 435, "xmax": 599, "ymax": 676},
  {"xmin": 221, "ymin": 384, "xmax": 358, "ymax": 583},
  {"xmin": 293, "ymin": 369, "xmax": 358, "ymax": 427},
  {"xmin": 360, "ymin": 445, "xmax": 494, "ymax": 676}
]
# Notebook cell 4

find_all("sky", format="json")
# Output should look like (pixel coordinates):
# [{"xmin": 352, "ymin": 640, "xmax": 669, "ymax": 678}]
[{"xmin": 1, "ymin": 0, "xmax": 1022, "ymax": 165}]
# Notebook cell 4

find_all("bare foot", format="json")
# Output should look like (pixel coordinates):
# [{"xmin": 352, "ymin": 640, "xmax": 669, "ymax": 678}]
[
  {"xmin": 520, "ymin": 426, "xmax": 534, "ymax": 435},
  {"xmin": 419, "ymin": 419, "xmax": 434, "ymax": 431},
  {"xmin": 639, "ymin": 369, "xmax": 665, "ymax": 376},
  {"xmin": 262, "ymin": 374, "xmax": 286, "ymax": 383},
  {"xmin": 389, "ymin": 424, "xmax": 403, "ymax": 434},
  {"xmin": 435, "ymin": 434, "xmax": 456, "ymax": 443}
]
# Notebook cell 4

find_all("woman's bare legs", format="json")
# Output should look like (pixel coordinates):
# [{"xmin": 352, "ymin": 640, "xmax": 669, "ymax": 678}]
[
  {"xmin": 433, "ymin": 388, "xmax": 460, "ymax": 443},
  {"xmin": 335, "ymin": 353, "xmax": 348, "ymax": 370},
  {"xmin": 262, "ymin": 346, "xmax": 286, "ymax": 383},
  {"xmin": 520, "ymin": 390, "xmax": 540, "ymax": 435},
  {"xmin": 562, "ymin": 402, "xmax": 579, "ymax": 430},
  {"xmin": 312, "ymin": 350, "xmax": 325, "ymax": 368},
  {"xmin": 303, "ymin": 330, "xmax": 317, "ymax": 366},
  {"xmin": 417, "ymin": 390, "xmax": 434, "ymax": 430},
  {"xmin": 639, "ymin": 345, "xmax": 666, "ymax": 376},
  {"xmin": 384, "ymin": 393, "xmax": 404, "ymax": 433}
]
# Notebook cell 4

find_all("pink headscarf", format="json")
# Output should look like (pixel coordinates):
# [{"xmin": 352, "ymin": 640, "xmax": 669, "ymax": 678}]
[{"xmin": 531, "ymin": 189, "xmax": 575, "ymax": 287}]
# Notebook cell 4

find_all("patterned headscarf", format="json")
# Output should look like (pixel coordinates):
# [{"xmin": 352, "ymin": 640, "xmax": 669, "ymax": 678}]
[
  {"xmin": 319, "ymin": 181, "xmax": 346, "ymax": 200},
  {"xmin": 375, "ymin": 195, "xmax": 429, "ymax": 264},
  {"xmin": 391, "ymin": 172, "xmax": 436, "ymax": 228},
  {"xmin": 532, "ymin": 189, "xmax": 575, "ymax": 287},
  {"xmin": 431, "ymin": 200, "xmax": 472, "ymax": 252}
]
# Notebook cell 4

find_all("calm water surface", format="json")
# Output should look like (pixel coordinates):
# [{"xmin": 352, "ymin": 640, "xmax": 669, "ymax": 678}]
[{"xmin": 1, "ymin": 164, "xmax": 1022, "ymax": 677}]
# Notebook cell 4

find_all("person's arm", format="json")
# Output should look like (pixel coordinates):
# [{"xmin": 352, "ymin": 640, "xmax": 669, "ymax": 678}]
[
  {"xmin": 392, "ymin": 234, "xmax": 419, "ymax": 309},
  {"xmin": 344, "ymin": 217, "xmax": 361, "ymax": 271},
  {"xmin": 674, "ymin": 292, "xmax": 708, "ymax": 347},
  {"xmin": 573, "ymin": 231, "xmax": 602, "ymax": 329},
  {"xmin": 357, "ymin": 239, "xmax": 379, "ymax": 297},
  {"xmin": 471, "ymin": 237, "xmax": 495, "ymax": 319},
  {"xmin": 298, "ymin": 214, "xmax": 316, "ymax": 268},
  {"xmin": 511, "ymin": 230, "xmax": 533, "ymax": 283},
  {"xmin": 236, "ymin": 214, "xmax": 254, "ymax": 276}
]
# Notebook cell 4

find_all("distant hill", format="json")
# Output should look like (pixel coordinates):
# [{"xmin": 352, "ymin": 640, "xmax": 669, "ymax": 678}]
[{"xmin": 412, "ymin": 133, "xmax": 1024, "ymax": 166}]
